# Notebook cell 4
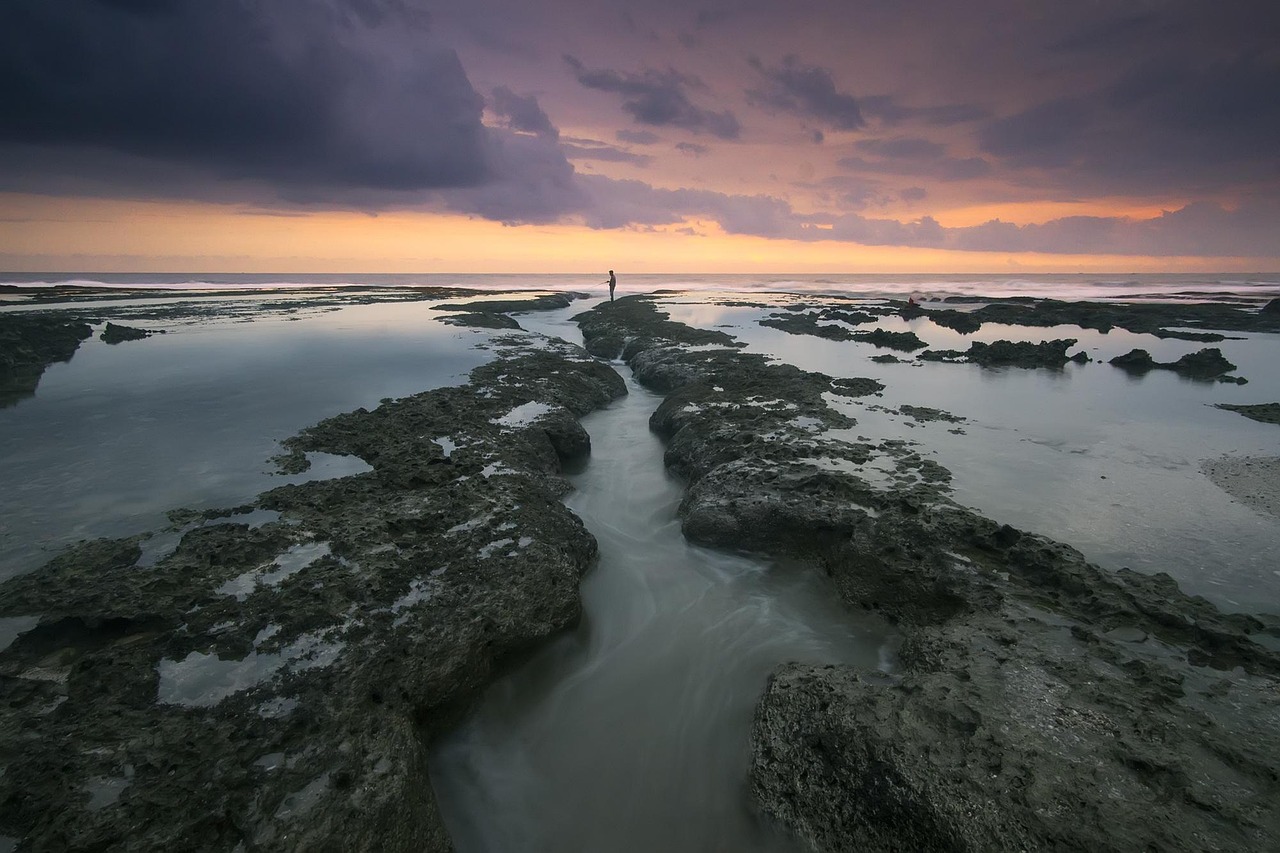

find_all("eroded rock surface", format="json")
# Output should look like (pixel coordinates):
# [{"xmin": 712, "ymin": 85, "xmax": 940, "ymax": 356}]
[
  {"xmin": 1215, "ymin": 402, "xmax": 1280, "ymax": 425},
  {"xmin": 0, "ymin": 315, "xmax": 93, "ymax": 406},
  {"xmin": 100, "ymin": 322, "xmax": 156, "ymax": 344},
  {"xmin": 576, "ymin": 295, "xmax": 1280, "ymax": 853},
  {"xmin": 0, "ymin": 332, "xmax": 625, "ymax": 851},
  {"xmin": 1110, "ymin": 347, "xmax": 1246, "ymax": 383},
  {"xmin": 922, "ymin": 338, "xmax": 1087, "ymax": 368}
]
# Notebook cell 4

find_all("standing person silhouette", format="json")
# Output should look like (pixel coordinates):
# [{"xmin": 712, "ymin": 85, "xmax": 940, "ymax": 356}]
[{"xmin": 607, "ymin": 269, "xmax": 616, "ymax": 302}]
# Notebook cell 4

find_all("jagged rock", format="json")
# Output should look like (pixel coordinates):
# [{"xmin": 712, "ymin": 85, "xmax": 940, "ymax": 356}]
[
  {"xmin": 573, "ymin": 295, "xmax": 1280, "ymax": 853},
  {"xmin": 1111, "ymin": 347, "xmax": 1244, "ymax": 382},
  {"xmin": 921, "ymin": 339, "xmax": 1084, "ymax": 368},
  {"xmin": 0, "ymin": 315, "xmax": 93, "ymax": 406},
  {"xmin": 0, "ymin": 339, "xmax": 626, "ymax": 852},
  {"xmin": 850, "ymin": 329, "xmax": 928, "ymax": 352},
  {"xmin": 924, "ymin": 309, "xmax": 982, "ymax": 333},
  {"xmin": 439, "ymin": 312, "xmax": 521, "ymax": 329},
  {"xmin": 1214, "ymin": 402, "xmax": 1280, "ymax": 425},
  {"xmin": 100, "ymin": 322, "xmax": 155, "ymax": 344}
]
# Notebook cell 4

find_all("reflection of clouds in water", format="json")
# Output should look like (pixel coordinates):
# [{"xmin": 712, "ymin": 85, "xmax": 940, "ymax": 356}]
[{"xmin": 702, "ymin": 303, "xmax": 1280, "ymax": 611}]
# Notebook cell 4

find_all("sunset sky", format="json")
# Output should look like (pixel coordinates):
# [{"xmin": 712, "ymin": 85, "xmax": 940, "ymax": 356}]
[{"xmin": 1, "ymin": 0, "xmax": 1277, "ymax": 273}]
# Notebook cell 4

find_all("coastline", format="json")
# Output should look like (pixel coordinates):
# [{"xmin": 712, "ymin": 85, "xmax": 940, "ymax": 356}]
[{"xmin": 1, "ymin": 284, "xmax": 1278, "ymax": 850}]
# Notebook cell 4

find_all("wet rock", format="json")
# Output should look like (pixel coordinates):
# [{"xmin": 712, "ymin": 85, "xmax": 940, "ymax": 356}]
[
  {"xmin": 957, "ymin": 297, "xmax": 1272, "ymax": 338},
  {"xmin": 575, "ymin": 296, "xmax": 743, "ymax": 361},
  {"xmin": 0, "ymin": 338, "xmax": 626, "ymax": 851},
  {"xmin": 898, "ymin": 405, "xmax": 963, "ymax": 423},
  {"xmin": 1110, "ymin": 347, "xmax": 1245, "ymax": 382},
  {"xmin": 921, "ymin": 338, "xmax": 1085, "ymax": 368},
  {"xmin": 433, "ymin": 292, "xmax": 581, "ymax": 315},
  {"xmin": 761, "ymin": 313, "xmax": 857, "ymax": 341},
  {"xmin": 1214, "ymin": 402, "xmax": 1280, "ymax": 425},
  {"xmin": 1109, "ymin": 348, "xmax": 1158, "ymax": 372},
  {"xmin": 850, "ymin": 329, "xmax": 927, "ymax": 351},
  {"xmin": 439, "ymin": 312, "xmax": 522, "ymax": 330},
  {"xmin": 100, "ymin": 322, "xmax": 156, "ymax": 344},
  {"xmin": 0, "ymin": 315, "xmax": 94, "ymax": 406},
  {"xmin": 924, "ymin": 309, "xmax": 982, "ymax": 333},
  {"xmin": 829, "ymin": 377, "xmax": 884, "ymax": 398},
  {"xmin": 574, "ymin": 297, "xmax": 1280, "ymax": 853}
]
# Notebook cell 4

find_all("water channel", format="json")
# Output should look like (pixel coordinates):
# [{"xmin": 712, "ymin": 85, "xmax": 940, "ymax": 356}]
[{"xmin": 430, "ymin": 310, "xmax": 891, "ymax": 852}]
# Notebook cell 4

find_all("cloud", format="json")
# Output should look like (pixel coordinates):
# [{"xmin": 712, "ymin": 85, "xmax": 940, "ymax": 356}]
[
  {"xmin": 489, "ymin": 87, "xmax": 559, "ymax": 139},
  {"xmin": 854, "ymin": 137, "xmax": 947, "ymax": 160},
  {"xmin": 978, "ymin": 53, "xmax": 1280, "ymax": 194},
  {"xmin": 564, "ymin": 55, "xmax": 741, "ymax": 139},
  {"xmin": 858, "ymin": 95, "xmax": 989, "ymax": 127},
  {"xmin": 899, "ymin": 186, "xmax": 928, "ymax": 202},
  {"xmin": 616, "ymin": 129, "xmax": 662, "ymax": 145},
  {"xmin": 0, "ymin": 0, "xmax": 493, "ymax": 192},
  {"xmin": 746, "ymin": 55, "xmax": 863, "ymax": 130},
  {"xmin": 837, "ymin": 155, "xmax": 991, "ymax": 182},
  {"xmin": 560, "ymin": 138, "xmax": 652, "ymax": 166},
  {"xmin": 675, "ymin": 142, "xmax": 709, "ymax": 157}
]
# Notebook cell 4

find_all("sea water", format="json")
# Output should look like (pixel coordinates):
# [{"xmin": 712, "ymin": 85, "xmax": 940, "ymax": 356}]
[{"xmin": 3, "ymin": 275, "xmax": 1279, "ymax": 851}]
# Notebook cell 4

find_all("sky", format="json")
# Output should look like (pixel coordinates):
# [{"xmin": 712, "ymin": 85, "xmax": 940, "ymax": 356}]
[{"xmin": 1, "ymin": 0, "xmax": 1278, "ymax": 273}]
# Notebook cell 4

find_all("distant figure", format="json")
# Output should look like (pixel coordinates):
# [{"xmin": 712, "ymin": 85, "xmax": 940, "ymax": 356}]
[{"xmin": 607, "ymin": 269, "xmax": 616, "ymax": 302}]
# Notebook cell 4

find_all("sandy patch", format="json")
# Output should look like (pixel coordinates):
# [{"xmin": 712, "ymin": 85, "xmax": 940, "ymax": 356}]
[{"xmin": 1201, "ymin": 455, "xmax": 1280, "ymax": 520}]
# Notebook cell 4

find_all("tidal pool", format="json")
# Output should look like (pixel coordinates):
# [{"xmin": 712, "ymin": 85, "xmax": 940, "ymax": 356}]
[
  {"xmin": 658, "ymin": 295, "xmax": 1280, "ymax": 612},
  {"xmin": 0, "ymin": 298, "xmax": 496, "ymax": 579}
]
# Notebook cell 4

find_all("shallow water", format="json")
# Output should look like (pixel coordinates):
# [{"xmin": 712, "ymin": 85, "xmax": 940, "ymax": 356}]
[
  {"xmin": 429, "ymin": 363, "xmax": 890, "ymax": 853},
  {"xmin": 0, "ymin": 300, "xmax": 493, "ymax": 579},
  {"xmin": 659, "ymin": 296, "xmax": 1280, "ymax": 612}
]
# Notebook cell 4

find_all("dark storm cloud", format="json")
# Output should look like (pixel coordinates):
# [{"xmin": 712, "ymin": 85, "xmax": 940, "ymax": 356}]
[
  {"xmin": 745, "ymin": 56, "xmax": 864, "ymax": 130},
  {"xmin": 564, "ymin": 56, "xmax": 741, "ymax": 139},
  {"xmin": 489, "ymin": 87, "xmax": 559, "ymax": 139},
  {"xmin": 0, "ymin": 0, "xmax": 496, "ymax": 193},
  {"xmin": 978, "ymin": 33, "xmax": 1280, "ymax": 194}
]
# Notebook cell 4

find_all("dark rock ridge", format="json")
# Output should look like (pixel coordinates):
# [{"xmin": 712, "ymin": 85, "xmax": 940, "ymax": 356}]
[
  {"xmin": 1109, "ymin": 347, "xmax": 1246, "ymax": 383},
  {"xmin": 934, "ymin": 297, "xmax": 1279, "ymax": 340},
  {"xmin": 100, "ymin": 322, "xmax": 158, "ymax": 344},
  {"xmin": 0, "ymin": 315, "xmax": 94, "ymax": 406},
  {"xmin": 1214, "ymin": 402, "xmax": 1280, "ymax": 425},
  {"xmin": 575, "ymin": 296, "xmax": 743, "ymax": 362},
  {"xmin": 575, "ymin": 296, "xmax": 1280, "ymax": 853},
  {"xmin": 921, "ymin": 338, "xmax": 1087, "ymax": 368},
  {"xmin": 435, "ymin": 292, "xmax": 587, "ymax": 330},
  {"xmin": 850, "ymin": 329, "xmax": 927, "ymax": 351},
  {"xmin": 0, "ymin": 334, "xmax": 626, "ymax": 851},
  {"xmin": 432, "ymin": 292, "xmax": 582, "ymax": 315}
]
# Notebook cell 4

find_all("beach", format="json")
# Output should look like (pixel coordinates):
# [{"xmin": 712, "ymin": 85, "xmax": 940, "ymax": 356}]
[{"xmin": 2, "ymin": 276, "xmax": 1279, "ymax": 851}]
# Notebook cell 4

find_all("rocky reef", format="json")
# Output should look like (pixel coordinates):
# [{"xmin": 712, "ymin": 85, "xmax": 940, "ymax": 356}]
[
  {"xmin": 576, "ymin": 295, "xmax": 1280, "ymax": 852},
  {"xmin": 1214, "ymin": 402, "xmax": 1280, "ymax": 425},
  {"xmin": 1110, "ymin": 347, "xmax": 1247, "ymax": 383},
  {"xmin": 921, "ymin": 338, "xmax": 1087, "ymax": 368},
  {"xmin": 934, "ymin": 296, "xmax": 1280, "ymax": 340},
  {"xmin": 100, "ymin": 322, "xmax": 158, "ymax": 344},
  {"xmin": 0, "ymin": 315, "xmax": 93, "ymax": 406},
  {"xmin": 0, "ymin": 329, "xmax": 625, "ymax": 850}
]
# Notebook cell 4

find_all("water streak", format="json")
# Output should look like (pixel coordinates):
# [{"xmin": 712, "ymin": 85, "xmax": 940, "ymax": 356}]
[{"xmin": 429, "ymin": 369, "xmax": 890, "ymax": 852}]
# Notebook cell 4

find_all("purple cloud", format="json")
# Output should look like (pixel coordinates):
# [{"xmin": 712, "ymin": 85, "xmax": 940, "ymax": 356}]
[{"xmin": 564, "ymin": 56, "xmax": 741, "ymax": 139}]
